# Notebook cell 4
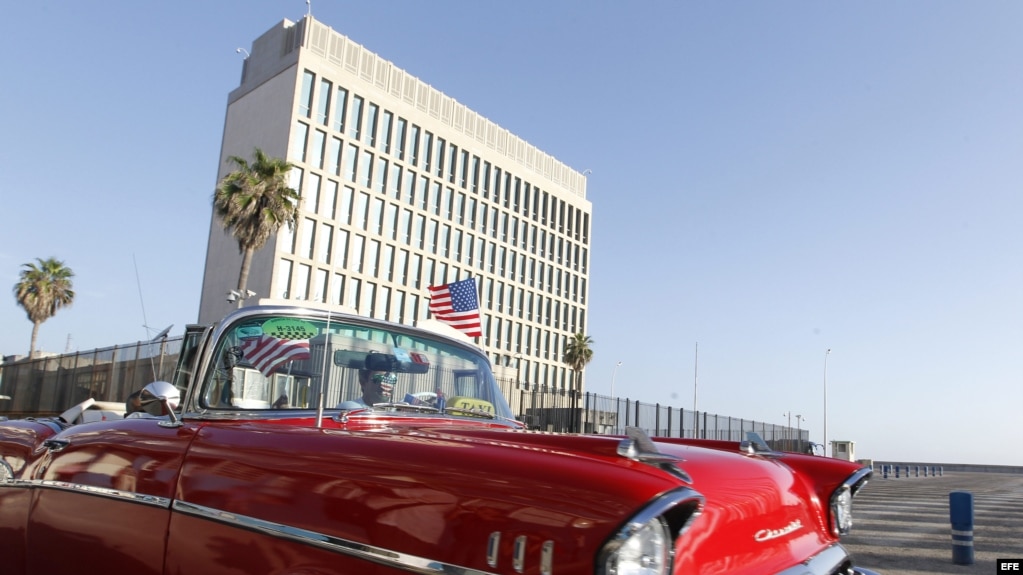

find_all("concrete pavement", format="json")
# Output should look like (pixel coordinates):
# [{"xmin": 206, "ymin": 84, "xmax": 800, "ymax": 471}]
[{"xmin": 841, "ymin": 472, "xmax": 1023, "ymax": 574}]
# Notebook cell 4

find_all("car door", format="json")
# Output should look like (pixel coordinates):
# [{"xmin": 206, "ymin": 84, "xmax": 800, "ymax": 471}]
[{"xmin": 25, "ymin": 417, "xmax": 197, "ymax": 574}]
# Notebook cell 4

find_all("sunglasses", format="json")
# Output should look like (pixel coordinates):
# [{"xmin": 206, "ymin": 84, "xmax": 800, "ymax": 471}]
[{"xmin": 371, "ymin": 373, "xmax": 398, "ymax": 386}]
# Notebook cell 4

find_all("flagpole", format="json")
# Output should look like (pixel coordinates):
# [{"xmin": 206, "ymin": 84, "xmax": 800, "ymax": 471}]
[{"xmin": 693, "ymin": 342, "xmax": 698, "ymax": 438}]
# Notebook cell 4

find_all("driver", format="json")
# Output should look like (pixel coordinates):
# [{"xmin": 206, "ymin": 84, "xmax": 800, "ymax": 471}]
[{"xmin": 337, "ymin": 369, "xmax": 396, "ymax": 409}]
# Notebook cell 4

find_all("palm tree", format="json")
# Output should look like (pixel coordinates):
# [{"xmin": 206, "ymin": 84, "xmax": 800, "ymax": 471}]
[
  {"xmin": 563, "ymin": 332, "xmax": 595, "ymax": 395},
  {"xmin": 213, "ymin": 148, "xmax": 300, "ymax": 294},
  {"xmin": 14, "ymin": 257, "xmax": 75, "ymax": 358}
]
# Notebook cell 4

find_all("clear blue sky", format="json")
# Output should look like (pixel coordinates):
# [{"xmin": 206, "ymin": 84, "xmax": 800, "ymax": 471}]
[{"xmin": 1, "ymin": 1, "xmax": 1020, "ymax": 466}]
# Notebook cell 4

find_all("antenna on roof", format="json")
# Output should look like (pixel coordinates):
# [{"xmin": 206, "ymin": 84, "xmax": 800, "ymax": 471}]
[{"xmin": 306, "ymin": 0, "xmax": 312, "ymax": 17}]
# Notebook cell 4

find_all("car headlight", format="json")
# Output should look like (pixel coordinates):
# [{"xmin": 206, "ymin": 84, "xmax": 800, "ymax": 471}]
[
  {"xmin": 605, "ymin": 516, "xmax": 671, "ymax": 575},
  {"xmin": 598, "ymin": 487, "xmax": 703, "ymax": 575},
  {"xmin": 830, "ymin": 467, "xmax": 871, "ymax": 536},
  {"xmin": 830, "ymin": 486, "xmax": 854, "ymax": 534}
]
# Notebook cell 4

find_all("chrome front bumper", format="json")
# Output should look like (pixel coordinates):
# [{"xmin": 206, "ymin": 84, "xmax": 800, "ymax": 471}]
[{"xmin": 776, "ymin": 544, "xmax": 881, "ymax": 575}]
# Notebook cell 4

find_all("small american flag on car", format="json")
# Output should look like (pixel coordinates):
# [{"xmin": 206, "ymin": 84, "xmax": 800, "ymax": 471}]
[{"xmin": 241, "ymin": 335, "xmax": 311, "ymax": 377}]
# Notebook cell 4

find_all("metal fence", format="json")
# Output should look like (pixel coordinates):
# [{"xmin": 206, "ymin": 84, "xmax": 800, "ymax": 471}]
[
  {"xmin": 0, "ymin": 338, "xmax": 182, "ymax": 418},
  {"xmin": 0, "ymin": 340, "xmax": 810, "ymax": 452}
]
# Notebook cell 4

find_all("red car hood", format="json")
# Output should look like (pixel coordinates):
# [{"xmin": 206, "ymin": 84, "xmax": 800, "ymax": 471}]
[{"xmin": 386, "ymin": 425, "xmax": 851, "ymax": 574}]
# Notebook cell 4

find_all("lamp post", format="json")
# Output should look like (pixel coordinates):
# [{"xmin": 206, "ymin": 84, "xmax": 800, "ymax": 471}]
[
  {"xmin": 611, "ymin": 361, "xmax": 622, "ymax": 397},
  {"xmin": 823, "ymin": 349, "xmax": 831, "ymax": 458},
  {"xmin": 783, "ymin": 411, "xmax": 792, "ymax": 449},
  {"xmin": 795, "ymin": 414, "xmax": 804, "ymax": 454}
]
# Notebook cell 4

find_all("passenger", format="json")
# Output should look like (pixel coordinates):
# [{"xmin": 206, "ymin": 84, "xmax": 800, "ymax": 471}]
[
  {"xmin": 271, "ymin": 394, "xmax": 290, "ymax": 409},
  {"xmin": 337, "ymin": 369, "xmax": 396, "ymax": 409}
]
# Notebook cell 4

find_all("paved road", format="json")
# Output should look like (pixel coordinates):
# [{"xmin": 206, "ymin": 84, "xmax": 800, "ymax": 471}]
[{"xmin": 841, "ymin": 472, "xmax": 1023, "ymax": 574}]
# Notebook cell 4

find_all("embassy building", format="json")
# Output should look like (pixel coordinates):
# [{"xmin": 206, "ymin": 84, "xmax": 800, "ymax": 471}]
[{"xmin": 198, "ymin": 16, "xmax": 592, "ymax": 392}]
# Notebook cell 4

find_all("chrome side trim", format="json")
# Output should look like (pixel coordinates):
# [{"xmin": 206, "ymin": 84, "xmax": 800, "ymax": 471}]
[
  {"xmin": 29, "ymin": 479, "xmax": 172, "ymax": 508},
  {"xmin": 172, "ymin": 500, "xmax": 498, "ymax": 575},
  {"xmin": 486, "ymin": 532, "xmax": 500, "ymax": 568},
  {"xmin": 540, "ymin": 540, "xmax": 554, "ymax": 575},
  {"xmin": 512, "ymin": 535, "xmax": 526, "ymax": 573}
]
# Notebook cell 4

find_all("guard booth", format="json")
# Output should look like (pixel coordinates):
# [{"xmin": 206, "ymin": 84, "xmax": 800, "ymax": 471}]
[{"xmin": 831, "ymin": 440, "xmax": 856, "ymax": 461}]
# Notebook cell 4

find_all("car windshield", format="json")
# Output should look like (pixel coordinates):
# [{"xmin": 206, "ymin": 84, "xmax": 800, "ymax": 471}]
[{"xmin": 198, "ymin": 310, "xmax": 515, "ymax": 421}]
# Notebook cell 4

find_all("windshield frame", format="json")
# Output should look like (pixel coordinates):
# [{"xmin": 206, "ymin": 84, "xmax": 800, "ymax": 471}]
[{"xmin": 183, "ymin": 304, "xmax": 517, "ymax": 423}]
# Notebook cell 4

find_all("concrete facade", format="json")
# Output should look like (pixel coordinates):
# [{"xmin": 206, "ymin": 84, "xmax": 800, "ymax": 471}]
[{"xmin": 199, "ymin": 16, "xmax": 592, "ymax": 390}]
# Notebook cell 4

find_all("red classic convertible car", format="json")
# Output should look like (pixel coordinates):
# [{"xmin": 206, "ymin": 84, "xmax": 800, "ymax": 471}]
[{"xmin": 0, "ymin": 303, "xmax": 878, "ymax": 574}]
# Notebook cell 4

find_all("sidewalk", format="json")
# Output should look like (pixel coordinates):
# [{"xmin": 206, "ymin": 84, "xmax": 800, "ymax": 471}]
[{"xmin": 841, "ymin": 472, "xmax": 1023, "ymax": 575}]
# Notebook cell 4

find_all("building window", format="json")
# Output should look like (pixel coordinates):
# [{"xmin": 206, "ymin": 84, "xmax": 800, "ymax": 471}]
[
  {"xmin": 387, "ymin": 163, "xmax": 402, "ymax": 199},
  {"xmin": 295, "ymin": 264, "xmax": 311, "ymax": 300},
  {"xmin": 395, "ymin": 117, "xmax": 407, "ymax": 160},
  {"xmin": 358, "ymin": 149, "xmax": 373, "ymax": 188},
  {"xmin": 365, "ymin": 103, "xmax": 378, "ymax": 147},
  {"xmin": 347, "ymin": 278, "xmax": 361, "ymax": 311},
  {"xmin": 335, "ymin": 229, "xmax": 349, "ymax": 268},
  {"xmin": 373, "ymin": 156, "xmax": 387, "ymax": 193},
  {"xmin": 423, "ymin": 131, "xmax": 433, "ymax": 173},
  {"xmin": 333, "ymin": 87, "xmax": 348, "ymax": 133},
  {"xmin": 320, "ymin": 179, "xmax": 338, "ymax": 219},
  {"xmin": 328, "ymin": 137, "xmax": 342, "ymax": 176},
  {"xmin": 349, "ymin": 95, "xmax": 364, "ymax": 140},
  {"xmin": 409, "ymin": 253, "xmax": 421, "ymax": 289},
  {"xmin": 355, "ymin": 192, "xmax": 370, "ymax": 231},
  {"xmin": 344, "ymin": 143, "xmax": 358, "ymax": 183},
  {"xmin": 310, "ymin": 130, "xmax": 325, "ymax": 169},
  {"xmin": 339, "ymin": 186, "xmax": 354, "ymax": 225},
  {"xmin": 291, "ymin": 122, "xmax": 309, "ymax": 163},
  {"xmin": 366, "ymin": 240, "xmax": 379, "ymax": 276},
  {"xmin": 300, "ymin": 71, "xmax": 315, "ymax": 118},
  {"xmin": 351, "ymin": 235, "xmax": 364, "ymax": 273},
  {"xmin": 370, "ymin": 197, "xmax": 384, "ymax": 235},
  {"xmin": 331, "ymin": 273, "xmax": 344, "ymax": 306},
  {"xmin": 300, "ymin": 218, "xmax": 315, "ymax": 259},
  {"xmin": 317, "ymin": 223, "xmax": 332, "ymax": 264},
  {"xmin": 316, "ymin": 78, "xmax": 332, "ymax": 125},
  {"xmin": 380, "ymin": 111, "xmax": 393, "ymax": 153},
  {"xmin": 409, "ymin": 124, "xmax": 420, "ymax": 166},
  {"xmin": 276, "ymin": 259, "xmax": 293, "ymax": 299},
  {"xmin": 384, "ymin": 203, "xmax": 397, "ymax": 240}
]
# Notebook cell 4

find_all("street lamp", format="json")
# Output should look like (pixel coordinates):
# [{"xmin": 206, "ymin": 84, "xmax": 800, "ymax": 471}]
[
  {"xmin": 783, "ymin": 411, "xmax": 792, "ymax": 449},
  {"xmin": 823, "ymin": 349, "xmax": 831, "ymax": 458},
  {"xmin": 611, "ymin": 361, "xmax": 622, "ymax": 397},
  {"xmin": 795, "ymin": 415, "xmax": 804, "ymax": 454}
]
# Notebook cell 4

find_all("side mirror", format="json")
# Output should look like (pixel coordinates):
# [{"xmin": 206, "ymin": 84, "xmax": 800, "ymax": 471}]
[{"xmin": 138, "ymin": 381, "xmax": 181, "ymax": 425}]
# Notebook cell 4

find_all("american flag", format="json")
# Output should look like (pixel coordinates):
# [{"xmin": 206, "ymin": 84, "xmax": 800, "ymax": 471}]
[
  {"xmin": 428, "ymin": 278, "xmax": 483, "ymax": 337},
  {"xmin": 240, "ymin": 335, "xmax": 311, "ymax": 377}
]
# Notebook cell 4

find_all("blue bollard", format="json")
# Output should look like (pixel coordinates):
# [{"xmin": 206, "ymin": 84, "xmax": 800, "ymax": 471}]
[
  {"xmin": 915, "ymin": 465, "xmax": 920, "ymax": 477},
  {"xmin": 882, "ymin": 465, "xmax": 888, "ymax": 479},
  {"xmin": 895, "ymin": 465, "xmax": 901, "ymax": 479},
  {"xmin": 940, "ymin": 466, "xmax": 944, "ymax": 477},
  {"xmin": 949, "ymin": 491, "xmax": 974, "ymax": 565}
]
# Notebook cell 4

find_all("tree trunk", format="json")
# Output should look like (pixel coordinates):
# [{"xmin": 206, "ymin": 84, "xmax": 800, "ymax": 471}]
[
  {"xmin": 237, "ymin": 248, "xmax": 254, "ymax": 292},
  {"xmin": 29, "ymin": 321, "xmax": 41, "ymax": 359}
]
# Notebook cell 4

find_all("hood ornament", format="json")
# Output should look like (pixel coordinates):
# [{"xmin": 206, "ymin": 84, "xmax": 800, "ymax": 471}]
[{"xmin": 617, "ymin": 427, "xmax": 692, "ymax": 483}]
